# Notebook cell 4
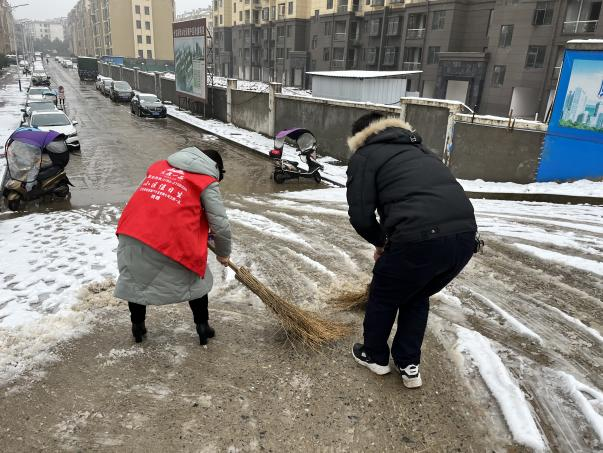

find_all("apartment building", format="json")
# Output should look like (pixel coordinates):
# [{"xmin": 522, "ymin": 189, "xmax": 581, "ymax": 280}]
[
  {"xmin": 213, "ymin": 0, "xmax": 603, "ymax": 118},
  {"xmin": 66, "ymin": 0, "xmax": 175, "ymax": 60},
  {"xmin": 176, "ymin": 7, "xmax": 214, "ymax": 35},
  {"xmin": 0, "ymin": 0, "xmax": 15, "ymax": 54},
  {"xmin": 25, "ymin": 19, "xmax": 65, "ymax": 42}
]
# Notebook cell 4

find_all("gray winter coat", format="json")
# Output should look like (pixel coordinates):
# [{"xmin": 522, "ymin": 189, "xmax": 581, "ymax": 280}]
[{"xmin": 114, "ymin": 147, "xmax": 232, "ymax": 305}]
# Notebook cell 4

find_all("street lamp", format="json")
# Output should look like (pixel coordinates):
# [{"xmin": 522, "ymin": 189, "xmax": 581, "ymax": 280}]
[{"xmin": 9, "ymin": 3, "xmax": 30, "ymax": 66}]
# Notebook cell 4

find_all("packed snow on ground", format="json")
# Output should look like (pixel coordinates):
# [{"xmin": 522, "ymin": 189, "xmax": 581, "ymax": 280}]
[
  {"xmin": 456, "ymin": 327, "xmax": 546, "ymax": 451},
  {"xmin": 0, "ymin": 207, "xmax": 118, "ymax": 385},
  {"xmin": 166, "ymin": 107, "xmax": 603, "ymax": 197}
]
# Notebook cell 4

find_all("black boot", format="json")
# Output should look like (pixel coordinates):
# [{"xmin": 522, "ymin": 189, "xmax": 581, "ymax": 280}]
[
  {"xmin": 132, "ymin": 322, "xmax": 147, "ymax": 343},
  {"xmin": 196, "ymin": 322, "xmax": 215, "ymax": 345}
]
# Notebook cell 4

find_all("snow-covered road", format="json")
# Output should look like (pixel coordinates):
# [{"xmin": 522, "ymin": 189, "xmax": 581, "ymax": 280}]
[{"xmin": 2, "ymin": 188, "xmax": 601, "ymax": 450}]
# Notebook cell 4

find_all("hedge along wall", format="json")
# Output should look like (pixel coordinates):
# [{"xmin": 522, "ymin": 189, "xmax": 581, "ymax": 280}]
[{"xmin": 231, "ymin": 90, "xmax": 270, "ymax": 136}]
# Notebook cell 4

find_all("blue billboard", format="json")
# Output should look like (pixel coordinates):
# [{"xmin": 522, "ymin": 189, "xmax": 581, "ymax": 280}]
[{"xmin": 537, "ymin": 49, "xmax": 603, "ymax": 181}]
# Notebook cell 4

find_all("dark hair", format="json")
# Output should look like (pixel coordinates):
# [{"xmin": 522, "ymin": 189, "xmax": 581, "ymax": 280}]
[
  {"xmin": 201, "ymin": 148, "xmax": 225, "ymax": 181},
  {"xmin": 351, "ymin": 112, "xmax": 385, "ymax": 135}
]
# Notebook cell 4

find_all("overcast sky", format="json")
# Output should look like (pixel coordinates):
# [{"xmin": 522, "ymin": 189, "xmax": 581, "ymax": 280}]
[{"xmin": 12, "ymin": 0, "xmax": 211, "ymax": 21}]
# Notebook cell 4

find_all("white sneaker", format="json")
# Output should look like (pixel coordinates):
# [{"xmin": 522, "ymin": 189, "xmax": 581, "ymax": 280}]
[
  {"xmin": 397, "ymin": 364, "xmax": 422, "ymax": 388},
  {"xmin": 352, "ymin": 343, "xmax": 391, "ymax": 375}
]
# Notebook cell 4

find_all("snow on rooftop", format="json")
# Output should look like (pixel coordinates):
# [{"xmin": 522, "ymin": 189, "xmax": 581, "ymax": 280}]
[
  {"xmin": 567, "ymin": 39, "xmax": 603, "ymax": 44},
  {"xmin": 306, "ymin": 70, "xmax": 422, "ymax": 79}
]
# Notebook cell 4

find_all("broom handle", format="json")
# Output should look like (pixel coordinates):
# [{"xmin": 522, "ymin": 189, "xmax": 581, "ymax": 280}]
[{"xmin": 208, "ymin": 242, "xmax": 240, "ymax": 273}]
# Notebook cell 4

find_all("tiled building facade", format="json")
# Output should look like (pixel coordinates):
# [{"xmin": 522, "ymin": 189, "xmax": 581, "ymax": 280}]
[{"xmin": 212, "ymin": 0, "xmax": 603, "ymax": 117}]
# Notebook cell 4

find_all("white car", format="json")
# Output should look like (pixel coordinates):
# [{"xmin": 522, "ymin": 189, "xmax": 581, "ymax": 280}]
[
  {"xmin": 26, "ymin": 86, "xmax": 50, "ymax": 102},
  {"xmin": 96, "ymin": 75, "xmax": 112, "ymax": 91},
  {"xmin": 29, "ymin": 111, "xmax": 80, "ymax": 151},
  {"xmin": 64, "ymin": 61, "xmax": 73, "ymax": 69}
]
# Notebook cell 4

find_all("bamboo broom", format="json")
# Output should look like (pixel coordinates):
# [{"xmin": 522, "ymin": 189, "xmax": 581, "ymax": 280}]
[
  {"xmin": 208, "ymin": 244, "xmax": 352, "ymax": 349},
  {"xmin": 330, "ymin": 284, "xmax": 370, "ymax": 311}
]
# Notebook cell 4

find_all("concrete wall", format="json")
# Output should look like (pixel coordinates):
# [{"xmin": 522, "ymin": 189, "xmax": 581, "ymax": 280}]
[
  {"xmin": 231, "ymin": 90, "xmax": 270, "ymax": 136},
  {"xmin": 275, "ymin": 96, "xmax": 399, "ymax": 161},
  {"xmin": 110, "ymin": 65, "xmax": 121, "ymax": 81},
  {"xmin": 450, "ymin": 121, "xmax": 544, "ymax": 183},
  {"xmin": 207, "ymin": 87, "xmax": 227, "ymax": 123},
  {"xmin": 122, "ymin": 67, "xmax": 137, "ymax": 89},
  {"xmin": 138, "ymin": 71, "xmax": 156, "ymax": 94},
  {"xmin": 405, "ymin": 104, "xmax": 450, "ymax": 158},
  {"xmin": 160, "ymin": 77, "xmax": 176, "ymax": 103}
]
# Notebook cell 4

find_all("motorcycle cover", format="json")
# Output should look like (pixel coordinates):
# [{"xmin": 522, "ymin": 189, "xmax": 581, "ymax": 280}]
[{"xmin": 5, "ymin": 128, "xmax": 64, "ymax": 183}]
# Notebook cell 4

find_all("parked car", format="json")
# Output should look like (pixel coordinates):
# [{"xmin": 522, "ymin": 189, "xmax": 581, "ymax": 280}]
[
  {"xmin": 26, "ymin": 86, "xmax": 51, "ymax": 102},
  {"xmin": 28, "ymin": 111, "xmax": 80, "ymax": 151},
  {"xmin": 95, "ymin": 75, "xmax": 110, "ymax": 91},
  {"xmin": 64, "ymin": 60, "xmax": 73, "ymax": 69},
  {"xmin": 110, "ymin": 81, "xmax": 134, "ymax": 102},
  {"xmin": 101, "ymin": 78, "xmax": 114, "ymax": 96},
  {"xmin": 131, "ymin": 93, "xmax": 167, "ymax": 118},
  {"xmin": 21, "ymin": 100, "xmax": 58, "ymax": 125},
  {"xmin": 31, "ymin": 71, "xmax": 51, "ymax": 86}
]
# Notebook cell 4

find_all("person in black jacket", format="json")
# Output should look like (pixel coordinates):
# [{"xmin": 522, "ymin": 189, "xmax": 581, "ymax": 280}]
[{"xmin": 347, "ymin": 112, "xmax": 477, "ymax": 388}]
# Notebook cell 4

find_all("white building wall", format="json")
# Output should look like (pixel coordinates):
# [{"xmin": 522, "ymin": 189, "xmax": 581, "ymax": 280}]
[
  {"xmin": 29, "ymin": 20, "xmax": 65, "ymax": 42},
  {"xmin": 312, "ymin": 76, "xmax": 408, "ymax": 104}
]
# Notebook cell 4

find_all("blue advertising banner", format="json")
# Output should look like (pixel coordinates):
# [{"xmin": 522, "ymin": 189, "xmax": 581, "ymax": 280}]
[{"xmin": 537, "ymin": 49, "xmax": 603, "ymax": 181}]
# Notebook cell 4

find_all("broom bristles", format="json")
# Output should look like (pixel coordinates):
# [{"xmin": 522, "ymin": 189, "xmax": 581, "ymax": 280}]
[
  {"xmin": 330, "ymin": 284, "xmax": 370, "ymax": 311},
  {"xmin": 235, "ymin": 266, "xmax": 352, "ymax": 349}
]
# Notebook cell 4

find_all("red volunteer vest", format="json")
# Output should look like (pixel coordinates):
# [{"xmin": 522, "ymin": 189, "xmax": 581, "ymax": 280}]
[{"xmin": 116, "ymin": 160, "xmax": 217, "ymax": 277}]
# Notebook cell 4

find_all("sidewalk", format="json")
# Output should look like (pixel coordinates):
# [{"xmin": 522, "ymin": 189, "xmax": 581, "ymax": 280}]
[
  {"xmin": 167, "ymin": 106, "xmax": 603, "ymax": 204},
  {"xmin": 0, "ymin": 67, "xmax": 29, "ymax": 184}
]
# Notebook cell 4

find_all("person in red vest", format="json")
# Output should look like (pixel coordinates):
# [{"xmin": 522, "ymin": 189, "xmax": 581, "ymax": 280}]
[{"xmin": 115, "ymin": 147, "xmax": 232, "ymax": 345}]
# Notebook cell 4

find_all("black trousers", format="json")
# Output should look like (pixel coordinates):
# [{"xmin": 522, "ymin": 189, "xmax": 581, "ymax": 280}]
[
  {"xmin": 364, "ymin": 232, "xmax": 475, "ymax": 368},
  {"xmin": 128, "ymin": 295, "xmax": 209, "ymax": 325}
]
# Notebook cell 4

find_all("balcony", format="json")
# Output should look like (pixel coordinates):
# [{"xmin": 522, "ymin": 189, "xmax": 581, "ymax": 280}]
[
  {"xmin": 562, "ymin": 20, "xmax": 598, "ymax": 33},
  {"xmin": 402, "ymin": 61, "xmax": 421, "ymax": 70},
  {"xmin": 331, "ymin": 59, "xmax": 348, "ymax": 69},
  {"xmin": 406, "ymin": 28, "xmax": 426, "ymax": 39},
  {"xmin": 334, "ymin": 32, "xmax": 347, "ymax": 41},
  {"xmin": 337, "ymin": 5, "xmax": 348, "ymax": 13}
]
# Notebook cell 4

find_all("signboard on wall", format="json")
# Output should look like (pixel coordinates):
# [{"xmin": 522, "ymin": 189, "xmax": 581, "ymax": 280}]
[
  {"xmin": 173, "ymin": 18, "xmax": 207, "ymax": 102},
  {"xmin": 538, "ymin": 48, "xmax": 603, "ymax": 181}
]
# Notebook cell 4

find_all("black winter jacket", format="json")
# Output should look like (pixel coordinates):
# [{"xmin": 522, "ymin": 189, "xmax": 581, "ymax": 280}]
[{"xmin": 346, "ymin": 118, "xmax": 477, "ymax": 247}]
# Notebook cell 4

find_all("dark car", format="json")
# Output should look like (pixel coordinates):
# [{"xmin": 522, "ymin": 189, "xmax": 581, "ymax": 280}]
[
  {"xmin": 130, "ymin": 93, "xmax": 167, "ymax": 118},
  {"xmin": 110, "ymin": 81, "xmax": 134, "ymax": 102}
]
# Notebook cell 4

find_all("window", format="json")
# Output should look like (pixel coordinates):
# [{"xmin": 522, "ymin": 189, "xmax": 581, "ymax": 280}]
[
  {"xmin": 333, "ymin": 47, "xmax": 344, "ymax": 60},
  {"xmin": 147, "ymin": 50, "xmax": 152, "ymax": 59},
  {"xmin": 327, "ymin": 0, "xmax": 333, "ymax": 9},
  {"xmin": 277, "ymin": 25, "xmax": 284, "ymax": 37},
  {"xmin": 145, "ymin": 21, "xmax": 151, "ymax": 30},
  {"xmin": 137, "ymin": 35, "xmax": 143, "ymax": 44},
  {"xmin": 311, "ymin": 35, "xmax": 318, "ymax": 49},
  {"xmin": 525, "ymin": 45, "xmax": 546, "ymax": 68},
  {"xmin": 383, "ymin": 47, "xmax": 397, "ymax": 66},
  {"xmin": 533, "ymin": 1, "xmax": 553, "ymax": 25},
  {"xmin": 271, "ymin": 6, "xmax": 276, "ymax": 18},
  {"xmin": 254, "ymin": 10, "xmax": 259, "ymax": 23},
  {"xmin": 366, "ymin": 47, "xmax": 377, "ymax": 64},
  {"xmin": 427, "ymin": 46, "xmax": 440, "ymax": 64},
  {"xmin": 324, "ymin": 22, "xmax": 332, "ymax": 35},
  {"xmin": 432, "ymin": 10, "xmax": 445, "ymax": 30},
  {"xmin": 387, "ymin": 16, "xmax": 400, "ymax": 36},
  {"xmin": 262, "ymin": 7, "xmax": 268, "ymax": 20},
  {"xmin": 288, "ymin": 1, "xmax": 293, "ymax": 14},
  {"xmin": 491, "ymin": 65, "xmax": 506, "ymax": 87},
  {"xmin": 136, "ymin": 20, "xmax": 141, "ymax": 29},
  {"xmin": 220, "ymin": 15, "xmax": 223, "ymax": 24},
  {"xmin": 135, "ymin": 5, "xmax": 140, "ymax": 14},
  {"xmin": 369, "ymin": 19, "xmax": 380, "ymax": 36},
  {"xmin": 314, "ymin": 10, "xmax": 319, "ymax": 20},
  {"xmin": 245, "ymin": 10, "xmax": 250, "ymax": 22},
  {"xmin": 323, "ymin": 48, "xmax": 330, "ymax": 61},
  {"xmin": 138, "ymin": 50, "xmax": 144, "ymax": 58},
  {"xmin": 498, "ymin": 25, "xmax": 514, "ymax": 47},
  {"xmin": 335, "ymin": 21, "xmax": 346, "ymax": 34},
  {"xmin": 239, "ymin": 11, "xmax": 242, "ymax": 21},
  {"xmin": 144, "ymin": 6, "xmax": 150, "ymax": 15},
  {"xmin": 146, "ymin": 35, "xmax": 151, "ymax": 44},
  {"xmin": 234, "ymin": 3, "xmax": 236, "ymax": 12}
]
